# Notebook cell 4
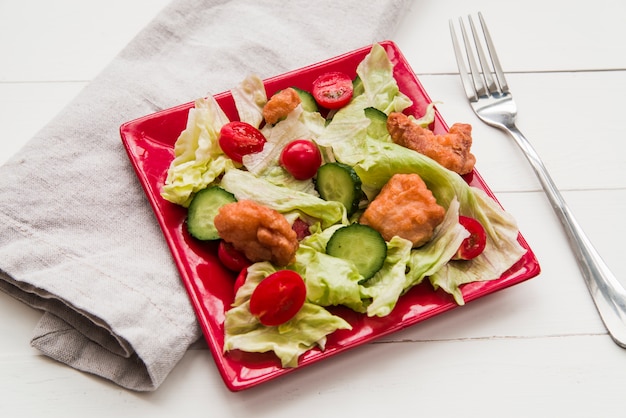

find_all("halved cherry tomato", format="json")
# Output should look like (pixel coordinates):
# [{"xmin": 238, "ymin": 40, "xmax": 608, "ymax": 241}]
[
  {"xmin": 218, "ymin": 240, "xmax": 251, "ymax": 272},
  {"xmin": 279, "ymin": 139, "xmax": 322, "ymax": 180},
  {"xmin": 311, "ymin": 71, "xmax": 354, "ymax": 109},
  {"xmin": 453, "ymin": 216, "xmax": 487, "ymax": 260},
  {"xmin": 218, "ymin": 121, "xmax": 266, "ymax": 163},
  {"xmin": 249, "ymin": 270, "xmax": 306, "ymax": 326}
]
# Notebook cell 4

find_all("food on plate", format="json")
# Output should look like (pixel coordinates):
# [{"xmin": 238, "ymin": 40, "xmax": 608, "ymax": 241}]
[
  {"xmin": 160, "ymin": 43, "xmax": 527, "ymax": 368},
  {"xmin": 219, "ymin": 121, "xmax": 267, "ymax": 164},
  {"xmin": 387, "ymin": 112, "xmax": 476, "ymax": 175},
  {"xmin": 214, "ymin": 200, "xmax": 298, "ymax": 267},
  {"xmin": 314, "ymin": 162, "xmax": 363, "ymax": 216},
  {"xmin": 360, "ymin": 173, "xmax": 445, "ymax": 247},
  {"xmin": 262, "ymin": 87, "xmax": 302, "ymax": 125},
  {"xmin": 186, "ymin": 186, "xmax": 237, "ymax": 240},
  {"xmin": 217, "ymin": 240, "xmax": 252, "ymax": 272},
  {"xmin": 453, "ymin": 215, "xmax": 487, "ymax": 260},
  {"xmin": 279, "ymin": 139, "xmax": 322, "ymax": 180},
  {"xmin": 249, "ymin": 269, "xmax": 307, "ymax": 326},
  {"xmin": 311, "ymin": 71, "xmax": 354, "ymax": 109},
  {"xmin": 325, "ymin": 223, "xmax": 387, "ymax": 280}
]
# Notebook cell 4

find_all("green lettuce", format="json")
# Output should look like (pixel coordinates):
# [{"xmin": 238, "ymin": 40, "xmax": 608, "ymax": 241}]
[
  {"xmin": 219, "ymin": 168, "xmax": 347, "ymax": 228},
  {"xmin": 161, "ymin": 96, "xmax": 234, "ymax": 207},
  {"xmin": 231, "ymin": 74, "xmax": 267, "ymax": 128}
]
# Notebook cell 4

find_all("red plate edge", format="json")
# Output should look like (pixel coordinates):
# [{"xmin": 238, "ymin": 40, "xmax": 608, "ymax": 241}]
[{"xmin": 119, "ymin": 40, "xmax": 541, "ymax": 391}]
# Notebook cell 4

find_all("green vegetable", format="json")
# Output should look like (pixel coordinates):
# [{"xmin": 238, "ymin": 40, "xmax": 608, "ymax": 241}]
[
  {"xmin": 186, "ymin": 186, "xmax": 236, "ymax": 240},
  {"xmin": 231, "ymin": 74, "xmax": 267, "ymax": 128},
  {"xmin": 364, "ymin": 106, "xmax": 388, "ymax": 139},
  {"xmin": 352, "ymin": 75, "xmax": 364, "ymax": 97},
  {"xmin": 219, "ymin": 168, "xmax": 347, "ymax": 229},
  {"xmin": 326, "ymin": 224, "xmax": 387, "ymax": 281},
  {"xmin": 315, "ymin": 162, "xmax": 363, "ymax": 216},
  {"xmin": 161, "ymin": 96, "xmax": 235, "ymax": 207},
  {"xmin": 292, "ymin": 87, "xmax": 319, "ymax": 113}
]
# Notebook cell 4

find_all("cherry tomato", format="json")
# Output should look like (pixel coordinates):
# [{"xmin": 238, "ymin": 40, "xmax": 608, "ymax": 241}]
[
  {"xmin": 311, "ymin": 71, "xmax": 354, "ymax": 109},
  {"xmin": 249, "ymin": 270, "xmax": 306, "ymax": 326},
  {"xmin": 279, "ymin": 139, "xmax": 322, "ymax": 180},
  {"xmin": 233, "ymin": 267, "xmax": 248, "ymax": 296},
  {"xmin": 219, "ymin": 121, "xmax": 266, "ymax": 163},
  {"xmin": 291, "ymin": 218, "xmax": 311, "ymax": 240},
  {"xmin": 453, "ymin": 216, "xmax": 487, "ymax": 260},
  {"xmin": 218, "ymin": 240, "xmax": 251, "ymax": 272}
]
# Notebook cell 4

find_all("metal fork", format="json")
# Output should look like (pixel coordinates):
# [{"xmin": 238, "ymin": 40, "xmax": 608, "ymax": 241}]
[{"xmin": 450, "ymin": 12, "xmax": 626, "ymax": 348}]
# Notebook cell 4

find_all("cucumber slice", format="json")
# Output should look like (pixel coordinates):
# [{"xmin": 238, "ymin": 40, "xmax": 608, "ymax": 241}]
[
  {"xmin": 364, "ymin": 107, "xmax": 388, "ymax": 139},
  {"xmin": 326, "ymin": 224, "xmax": 387, "ymax": 280},
  {"xmin": 186, "ymin": 186, "xmax": 237, "ymax": 240},
  {"xmin": 352, "ymin": 75, "xmax": 364, "ymax": 97},
  {"xmin": 292, "ymin": 87, "xmax": 318, "ymax": 113},
  {"xmin": 315, "ymin": 162, "xmax": 363, "ymax": 216}
]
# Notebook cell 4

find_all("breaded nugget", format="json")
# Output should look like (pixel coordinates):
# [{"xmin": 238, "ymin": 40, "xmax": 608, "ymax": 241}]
[
  {"xmin": 262, "ymin": 87, "xmax": 301, "ymax": 125},
  {"xmin": 214, "ymin": 200, "xmax": 298, "ymax": 266},
  {"xmin": 360, "ymin": 173, "xmax": 445, "ymax": 247},
  {"xmin": 387, "ymin": 112, "xmax": 476, "ymax": 175}
]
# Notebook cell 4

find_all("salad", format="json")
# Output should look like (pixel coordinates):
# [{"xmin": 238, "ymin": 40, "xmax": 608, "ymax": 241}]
[{"xmin": 160, "ymin": 43, "xmax": 526, "ymax": 368}]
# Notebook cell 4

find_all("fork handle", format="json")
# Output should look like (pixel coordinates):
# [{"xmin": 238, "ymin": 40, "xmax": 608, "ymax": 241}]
[{"xmin": 506, "ymin": 124, "xmax": 626, "ymax": 347}]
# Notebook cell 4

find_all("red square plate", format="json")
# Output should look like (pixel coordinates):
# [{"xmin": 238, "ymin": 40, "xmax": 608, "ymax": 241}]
[{"xmin": 120, "ymin": 41, "xmax": 540, "ymax": 391}]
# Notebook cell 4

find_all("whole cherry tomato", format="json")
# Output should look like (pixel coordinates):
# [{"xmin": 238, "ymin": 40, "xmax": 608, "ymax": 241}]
[
  {"xmin": 311, "ymin": 71, "xmax": 354, "ymax": 109},
  {"xmin": 279, "ymin": 139, "xmax": 322, "ymax": 180},
  {"xmin": 249, "ymin": 270, "xmax": 307, "ymax": 326},
  {"xmin": 453, "ymin": 216, "xmax": 487, "ymax": 260},
  {"xmin": 233, "ymin": 267, "xmax": 248, "ymax": 296},
  {"xmin": 218, "ymin": 121, "xmax": 266, "ymax": 163},
  {"xmin": 218, "ymin": 240, "xmax": 251, "ymax": 272}
]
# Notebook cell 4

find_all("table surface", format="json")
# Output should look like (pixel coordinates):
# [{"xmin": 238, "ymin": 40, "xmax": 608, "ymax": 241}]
[{"xmin": 2, "ymin": 1, "xmax": 626, "ymax": 416}]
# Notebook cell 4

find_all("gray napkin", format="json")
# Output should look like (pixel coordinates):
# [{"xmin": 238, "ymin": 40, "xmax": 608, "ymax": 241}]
[{"xmin": 0, "ymin": 0, "xmax": 411, "ymax": 391}]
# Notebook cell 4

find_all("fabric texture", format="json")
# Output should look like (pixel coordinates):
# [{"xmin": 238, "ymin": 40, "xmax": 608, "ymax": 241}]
[{"xmin": 0, "ymin": 0, "xmax": 412, "ymax": 391}]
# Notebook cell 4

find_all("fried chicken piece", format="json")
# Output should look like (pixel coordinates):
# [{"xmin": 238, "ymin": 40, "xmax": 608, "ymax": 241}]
[
  {"xmin": 387, "ymin": 112, "xmax": 476, "ymax": 175},
  {"xmin": 360, "ymin": 173, "xmax": 445, "ymax": 247},
  {"xmin": 214, "ymin": 200, "xmax": 298, "ymax": 266},
  {"xmin": 262, "ymin": 87, "xmax": 301, "ymax": 125}
]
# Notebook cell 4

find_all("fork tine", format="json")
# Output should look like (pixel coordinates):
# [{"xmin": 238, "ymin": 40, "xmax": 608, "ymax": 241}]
[
  {"xmin": 478, "ymin": 12, "xmax": 509, "ymax": 93},
  {"xmin": 468, "ymin": 15, "xmax": 497, "ymax": 94},
  {"xmin": 458, "ymin": 18, "xmax": 488, "ymax": 98},
  {"xmin": 449, "ymin": 19, "xmax": 478, "ymax": 101}
]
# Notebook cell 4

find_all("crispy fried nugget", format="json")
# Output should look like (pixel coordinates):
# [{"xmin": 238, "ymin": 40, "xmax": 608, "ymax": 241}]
[
  {"xmin": 214, "ymin": 200, "xmax": 298, "ymax": 266},
  {"xmin": 387, "ymin": 112, "xmax": 476, "ymax": 175},
  {"xmin": 262, "ymin": 87, "xmax": 301, "ymax": 125},
  {"xmin": 360, "ymin": 173, "xmax": 445, "ymax": 247}
]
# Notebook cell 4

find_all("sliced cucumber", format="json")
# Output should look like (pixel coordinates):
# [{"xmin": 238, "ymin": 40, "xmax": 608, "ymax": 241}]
[
  {"xmin": 352, "ymin": 75, "xmax": 364, "ymax": 97},
  {"xmin": 315, "ymin": 162, "xmax": 363, "ymax": 216},
  {"xmin": 186, "ymin": 186, "xmax": 237, "ymax": 240},
  {"xmin": 364, "ymin": 107, "xmax": 388, "ymax": 139},
  {"xmin": 291, "ymin": 87, "xmax": 318, "ymax": 113},
  {"xmin": 326, "ymin": 224, "xmax": 387, "ymax": 280}
]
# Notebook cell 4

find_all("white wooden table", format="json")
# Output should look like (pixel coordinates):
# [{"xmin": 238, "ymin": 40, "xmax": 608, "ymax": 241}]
[{"xmin": 2, "ymin": 1, "xmax": 625, "ymax": 416}]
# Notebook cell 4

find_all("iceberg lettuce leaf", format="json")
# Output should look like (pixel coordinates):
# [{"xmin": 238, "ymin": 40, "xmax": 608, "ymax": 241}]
[
  {"xmin": 219, "ymin": 168, "xmax": 347, "ymax": 228},
  {"xmin": 161, "ymin": 96, "xmax": 234, "ymax": 207},
  {"xmin": 231, "ymin": 74, "xmax": 267, "ymax": 128}
]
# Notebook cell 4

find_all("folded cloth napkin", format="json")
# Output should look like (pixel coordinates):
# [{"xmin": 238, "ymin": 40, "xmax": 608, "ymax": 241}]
[{"xmin": 0, "ymin": 0, "xmax": 411, "ymax": 391}]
